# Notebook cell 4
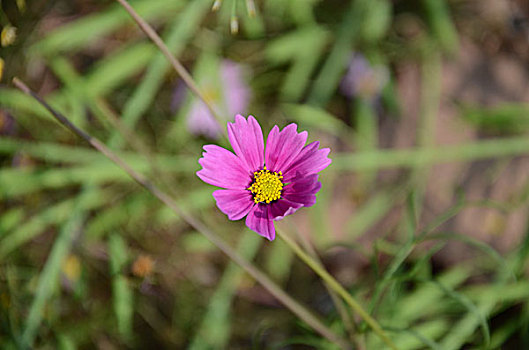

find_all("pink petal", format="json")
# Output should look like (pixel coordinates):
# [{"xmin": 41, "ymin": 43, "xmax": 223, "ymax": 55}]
[
  {"xmin": 265, "ymin": 124, "xmax": 307, "ymax": 172},
  {"xmin": 282, "ymin": 141, "xmax": 331, "ymax": 183},
  {"xmin": 269, "ymin": 199, "xmax": 303, "ymax": 220},
  {"xmin": 197, "ymin": 145, "xmax": 253, "ymax": 189},
  {"xmin": 282, "ymin": 174, "xmax": 322, "ymax": 207},
  {"xmin": 213, "ymin": 189, "xmax": 255, "ymax": 220},
  {"xmin": 245, "ymin": 204, "xmax": 275, "ymax": 240},
  {"xmin": 227, "ymin": 115, "xmax": 264, "ymax": 172}
]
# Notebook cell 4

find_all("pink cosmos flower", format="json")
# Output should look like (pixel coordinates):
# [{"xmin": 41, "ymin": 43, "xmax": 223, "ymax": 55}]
[{"xmin": 197, "ymin": 115, "xmax": 331, "ymax": 240}]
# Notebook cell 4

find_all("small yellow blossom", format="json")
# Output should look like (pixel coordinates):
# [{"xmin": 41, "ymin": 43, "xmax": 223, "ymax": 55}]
[
  {"xmin": 62, "ymin": 255, "xmax": 81, "ymax": 282},
  {"xmin": 132, "ymin": 254, "xmax": 154, "ymax": 278},
  {"xmin": 1, "ymin": 25, "xmax": 17, "ymax": 47}
]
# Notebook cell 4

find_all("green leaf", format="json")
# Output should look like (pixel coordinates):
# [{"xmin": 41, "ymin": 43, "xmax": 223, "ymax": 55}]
[
  {"xmin": 267, "ymin": 26, "xmax": 329, "ymax": 101},
  {"xmin": 307, "ymin": 0, "xmax": 367, "ymax": 106},
  {"xmin": 346, "ymin": 189, "xmax": 402, "ymax": 240},
  {"xmin": 111, "ymin": 0, "xmax": 211, "ymax": 148},
  {"xmin": 265, "ymin": 236, "xmax": 293, "ymax": 283},
  {"xmin": 332, "ymin": 137, "xmax": 529, "ymax": 171},
  {"xmin": 189, "ymin": 233, "xmax": 261, "ymax": 349},
  {"xmin": 108, "ymin": 234, "xmax": 133, "ymax": 341},
  {"xmin": 84, "ymin": 43, "xmax": 156, "ymax": 97},
  {"xmin": 22, "ymin": 205, "xmax": 84, "ymax": 346},
  {"xmin": 359, "ymin": 0, "xmax": 392, "ymax": 42},
  {"xmin": 461, "ymin": 103, "xmax": 529, "ymax": 134},
  {"xmin": 422, "ymin": 0, "xmax": 459, "ymax": 54},
  {"xmin": 0, "ymin": 192, "xmax": 105, "ymax": 258},
  {"xmin": 31, "ymin": 0, "xmax": 185, "ymax": 55},
  {"xmin": 282, "ymin": 103, "xmax": 349, "ymax": 136}
]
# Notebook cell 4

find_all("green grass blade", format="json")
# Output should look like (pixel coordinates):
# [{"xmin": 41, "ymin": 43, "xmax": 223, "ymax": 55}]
[
  {"xmin": 189, "ymin": 232, "xmax": 261, "ymax": 349},
  {"xmin": 265, "ymin": 234, "xmax": 293, "ymax": 283},
  {"xmin": 440, "ymin": 300, "xmax": 495, "ymax": 350},
  {"xmin": 0, "ymin": 208, "xmax": 24, "ymax": 235},
  {"xmin": 386, "ymin": 321, "xmax": 446, "ymax": 350},
  {"xmin": 31, "ymin": 0, "xmax": 184, "ymax": 55},
  {"xmin": 0, "ymin": 138, "xmax": 197, "ymax": 167},
  {"xmin": 419, "ymin": 232, "xmax": 513, "ymax": 281},
  {"xmin": 0, "ymin": 192, "xmax": 105, "ymax": 259},
  {"xmin": 461, "ymin": 103, "xmax": 529, "ymax": 134},
  {"xmin": 307, "ymin": 0, "xmax": 368, "ymax": 106},
  {"xmin": 346, "ymin": 189, "xmax": 402, "ymax": 240},
  {"xmin": 0, "ymin": 89, "xmax": 53, "ymax": 120},
  {"xmin": 0, "ymin": 154, "xmax": 198, "ymax": 198},
  {"xmin": 57, "ymin": 333, "xmax": 76, "ymax": 350},
  {"xmin": 266, "ymin": 26, "xmax": 329, "ymax": 101},
  {"xmin": 426, "ymin": 279, "xmax": 490, "ymax": 348},
  {"xmin": 332, "ymin": 137, "xmax": 529, "ymax": 171},
  {"xmin": 108, "ymin": 234, "xmax": 133, "ymax": 342},
  {"xmin": 21, "ymin": 205, "xmax": 84, "ymax": 346},
  {"xmin": 84, "ymin": 192, "xmax": 150, "ymax": 240},
  {"xmin": 393, "ymin": 266, "xmax": 472, "ymax": 324},
  {"xmin": 84, "ymin": 43, "xmax": 156, "ymax": 97},
  {"xmin": 353, "ymin": 98, "xmax": 379, "ymax": 188},
  {"xmin": 282, "ymin": 103, "xmax": 350, "ymax": 137},
  {"xmin": 422, "ymin": 0, "xmax": 458, "ymax": 54},
  {"xmin": 110, "ymin": 0, "xmax": 211, "ymax": 147}
]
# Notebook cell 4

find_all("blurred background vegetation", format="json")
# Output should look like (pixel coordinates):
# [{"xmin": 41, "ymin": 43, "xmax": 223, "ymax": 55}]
[{"xmin": 2, "ymin": 0, "xmax": 529, "ymax": 348}]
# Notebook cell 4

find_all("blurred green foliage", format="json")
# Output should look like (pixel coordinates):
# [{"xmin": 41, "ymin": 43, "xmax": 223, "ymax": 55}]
[{"xmin": 1, "ymin": 0, "xmax": 529, "ymax": 349}]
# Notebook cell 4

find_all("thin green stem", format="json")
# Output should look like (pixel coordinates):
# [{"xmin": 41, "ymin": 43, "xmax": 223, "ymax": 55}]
[
  {"xmin": 230, "ymin": 0, "xmax": 239, "ymax": 34},
  {"xmin": 291, "ymin": 226, "xmax": 359, "ymax": 345},
  {"xmin": 92, "ymin": 98, "xmax": 179, "ymax": 196},
  {"xmin": 12, "ymin": 77, "xmax": 349, "ymax": 350},
  {"xmin": 212, "ymin": 0, "xmax": 222, "ymax": 11},
  {"xmin": 114, "ymin": 0, "xmax": 226, "ymax": 135},
  {"xmin": 245, "ymin": 0, "xmax": 256, "ymax": 17},
  {"xmin": 277, "ymin": 229, "xmax": 399, "ymax": 350}
]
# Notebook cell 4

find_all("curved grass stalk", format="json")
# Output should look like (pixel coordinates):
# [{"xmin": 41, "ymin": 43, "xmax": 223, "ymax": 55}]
[
  {"xmin": 277, "ymin": 229, "xmax": 399, "ymax": 350},
  {"xmin": 289, "ymin": 225, "xmax": 359, "ymax": 344},
  {"xmin": 12, "ymin": 77, "xmax": 349, "ymax": 349},
  {"xmin": 114, "ymin": 0, "xmax": 226, "ymax": 134}
]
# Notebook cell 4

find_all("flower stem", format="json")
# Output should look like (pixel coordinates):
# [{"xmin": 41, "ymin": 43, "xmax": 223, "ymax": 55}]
[
  {"xmin": 277, "ymin": 229, "xmax": 399, "ymax": 350},
  {"xmin": 230, "ymin": 0, "xmax": 239, "ymax": 34},
  {"xmin": 291, "ymin": 226, "xmax": 361, "ymax": 346}
]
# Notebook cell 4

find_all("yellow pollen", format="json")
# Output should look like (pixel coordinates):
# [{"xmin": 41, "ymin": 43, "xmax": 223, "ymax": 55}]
[{"xmin": 248, "ymin": 166, "xmax": 284, "ymax": 204}]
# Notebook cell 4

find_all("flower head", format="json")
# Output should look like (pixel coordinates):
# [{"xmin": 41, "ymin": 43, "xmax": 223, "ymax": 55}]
[
  {"xmin": 197, "ymin": 115, "xmax": 331, "ymax": 240},
  {"xmin": 187, "ymin": 60, "xmax": 250, "ymax": 139}
]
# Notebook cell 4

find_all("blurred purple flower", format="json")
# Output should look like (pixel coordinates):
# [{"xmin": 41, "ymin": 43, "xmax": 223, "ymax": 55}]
[
  {"xmin": 340, "ymin": 53, "xmax": 388, "ymax": 101},
  {"xmin": 197, "ymin": 115, "xmax": 331, "ymax": 240},
  {"xmin": 187, "ymin": 60, "xmax": 250, "ymax": 139}
]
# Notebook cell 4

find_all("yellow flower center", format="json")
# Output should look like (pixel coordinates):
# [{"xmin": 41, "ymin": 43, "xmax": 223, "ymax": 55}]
[{"xmin": 248, "ymin": 166, "xmax": 284, "ymax": 204}]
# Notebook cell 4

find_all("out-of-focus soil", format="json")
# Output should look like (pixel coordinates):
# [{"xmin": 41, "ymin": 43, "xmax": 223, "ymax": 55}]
[{"xmin": 317, "ymin": 36, "xmax": 529, "ymax": 271}]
